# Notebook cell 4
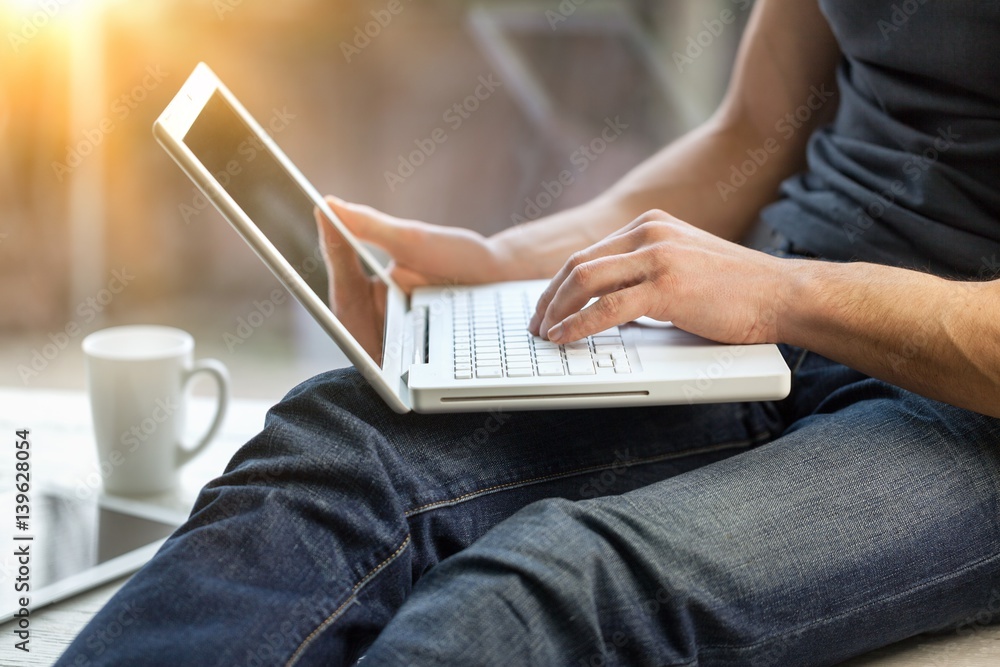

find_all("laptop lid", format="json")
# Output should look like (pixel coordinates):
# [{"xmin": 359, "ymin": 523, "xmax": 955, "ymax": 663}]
[{"xmin": 153, "ymin": 63, "xmax": 412, "ymax": 413}]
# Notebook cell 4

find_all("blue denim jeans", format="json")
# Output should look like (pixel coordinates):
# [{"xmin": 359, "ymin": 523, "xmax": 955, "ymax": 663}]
[{"xmin": 55, "ymin": 346, "xmax": 1000, "ymax": 666}]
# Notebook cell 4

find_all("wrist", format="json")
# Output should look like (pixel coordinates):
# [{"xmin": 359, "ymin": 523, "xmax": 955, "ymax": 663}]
[
  {"xmin": 488, "ymin": 193, "xmax": 641, "ymax": 281},
  {"xmin": 772, "ymin": 257, "xmax": 828, "ymax": 346},
  {"xmin": 485, "ymin": 232, "xmax": 532, "ymax": 281}
]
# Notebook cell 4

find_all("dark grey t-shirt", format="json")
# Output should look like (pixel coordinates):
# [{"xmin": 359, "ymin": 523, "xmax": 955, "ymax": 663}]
[{"xmin": 760, "ymin": 0, "xmax": 1000, "ymax": 279}]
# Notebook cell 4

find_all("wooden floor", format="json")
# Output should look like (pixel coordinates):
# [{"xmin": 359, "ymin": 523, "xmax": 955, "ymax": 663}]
[{"xmin": 1, "ymin": 388, "xmax": 997, "ymax": 666}]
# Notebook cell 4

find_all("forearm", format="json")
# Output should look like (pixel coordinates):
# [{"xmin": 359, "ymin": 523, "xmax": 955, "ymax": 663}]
[
  {"xmin": 491, "ymin": 0, "xmax": 840, "ymax": 281},
  {"xmin": 600, "ymin": 117, "xmax": 803, "ymax": 242},
  {"xmin": 780, "ymin": 260, "xmax": 1000, "ymax": 418},
  {"xmin": 492, "ymin": 117, "xmax": 802, "ymax": 279}
]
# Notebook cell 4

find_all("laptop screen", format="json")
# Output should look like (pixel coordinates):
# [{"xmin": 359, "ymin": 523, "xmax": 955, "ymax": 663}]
[{"xmin": 182, "ymin": 91, "xmax": 387, "ymax": 364}]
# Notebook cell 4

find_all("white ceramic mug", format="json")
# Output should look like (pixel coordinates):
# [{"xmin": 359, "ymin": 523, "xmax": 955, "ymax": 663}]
[{"xmin": 82, "ymin": 325, "xmax": 230, "ymax": 495}]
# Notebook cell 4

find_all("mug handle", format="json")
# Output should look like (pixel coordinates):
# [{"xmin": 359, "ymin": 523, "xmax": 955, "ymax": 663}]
[{"xmin": 177, "ymin": 359, "xmax": 230, "ymax": 466}]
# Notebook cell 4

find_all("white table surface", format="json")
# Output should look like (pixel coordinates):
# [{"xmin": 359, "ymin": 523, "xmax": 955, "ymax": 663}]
[
  {"xmin": 0, "ymin": 387, "xmax": 997, "ymax": 666},
  {"xmin": 0, "ymin": 387, "xmax": 272, "ymax": 666}
]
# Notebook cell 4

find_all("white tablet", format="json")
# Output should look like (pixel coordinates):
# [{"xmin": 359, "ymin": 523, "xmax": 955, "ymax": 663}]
[
  {"xmin": 0, "ymin": 489, "xmax": 185, "ymax": 620},
  {"xmin": 153, "ymin": 63, "xmax": 411, "ymax": 413}
]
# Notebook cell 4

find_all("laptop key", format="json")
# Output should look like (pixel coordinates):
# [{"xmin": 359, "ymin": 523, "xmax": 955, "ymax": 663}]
[
  {"xmin": 455, "ymin": 370, "xmax": 473, "ymax": 380},
  {"xmin": 537, "ymin": 363, "xmax": 565, "ymax": 376},
  {"xmin": 568, "ymin": 361, "xmax": 596, "ymax": 375},
  {"xmin": 476, "ymin": 367, "xmax": 503, "ymax": 378}
]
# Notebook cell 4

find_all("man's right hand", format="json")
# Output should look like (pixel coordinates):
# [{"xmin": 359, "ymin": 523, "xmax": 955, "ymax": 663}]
[
  {"xmin": 323, "ymin": 196, "xmax": 511, "ymax": 291},
  {"xmin": 315, "ymin": 196, "xmax": 510, "ymax": 364}
]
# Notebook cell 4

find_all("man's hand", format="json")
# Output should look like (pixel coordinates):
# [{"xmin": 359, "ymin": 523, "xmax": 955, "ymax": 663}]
[
  {"xmin": 315, "ymin": 196, "xmax": 513, "ymax": 363},
  {"xmin": 315, "ymin": 203, "xmax": 387, "ymax": 364},
  {"xmin": 528, "ymin": 209, "xmax": 793, "ymax": 345},
  {"xmin": 323, "ymin": 197, "xmax": 512, "ymax": 291}
]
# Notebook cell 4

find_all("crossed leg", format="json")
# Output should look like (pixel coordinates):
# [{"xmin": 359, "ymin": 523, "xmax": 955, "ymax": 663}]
[{"xmin": 363, "ymin": 378, "xmax": 1000, "ymax": 666}]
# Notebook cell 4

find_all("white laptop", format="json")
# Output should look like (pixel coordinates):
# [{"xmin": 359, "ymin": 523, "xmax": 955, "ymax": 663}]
[{"xmin": 153, "ymin": 63, "xmax": 790, "ymax": 414}]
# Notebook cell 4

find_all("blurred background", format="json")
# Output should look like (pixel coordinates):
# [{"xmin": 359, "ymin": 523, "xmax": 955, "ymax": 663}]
[{"xmin": 0, "ymin": 0, "xmax": 749, "ymax": 402}]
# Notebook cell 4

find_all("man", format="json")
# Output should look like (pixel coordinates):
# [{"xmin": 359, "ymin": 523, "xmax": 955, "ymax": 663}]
[{"xmin": 58, "ymin": 0, "xmax": 1000, "ymax": 665}]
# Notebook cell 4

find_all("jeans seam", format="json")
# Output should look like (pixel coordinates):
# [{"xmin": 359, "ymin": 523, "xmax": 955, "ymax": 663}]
[
  {"xmin": 697, "ymin": 547, "xmax": 1000, "ymax": 655},
  {"xmin": 403, "ymin": 436, "xmax": 771, "ymax": 518},
  {"xmin": 283, "ymin": 533, "xmax": 412, "ymax": 667}
]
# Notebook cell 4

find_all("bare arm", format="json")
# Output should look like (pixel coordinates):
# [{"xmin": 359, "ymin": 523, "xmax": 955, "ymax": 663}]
[
  {"xmin": 527, "ymin": 211, "xmax": 1000, "ymax": 418},
  {"xmin": 491, "ymin": 0, "xmax": 841, "ymax": 279},
  {"xmin": 782, "ymin": 261, "xmax": 1000, "ymax": 418},
  {"xmin": 326, "ymin": 0, "xmax": 840, "ymax": 290},
  {"xmin": 523, "ymin": 0, "xmax": 1000, "ymax": 417}
]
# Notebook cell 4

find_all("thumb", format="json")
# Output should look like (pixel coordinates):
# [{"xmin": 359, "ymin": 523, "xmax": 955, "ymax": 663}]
[
  {"xmin": 323, "ymin": 196, "xmax": 424, "ymax": 266},
  {"xmin": 315, "ymin": 204, "xmax": 369, "ymax": 307}
]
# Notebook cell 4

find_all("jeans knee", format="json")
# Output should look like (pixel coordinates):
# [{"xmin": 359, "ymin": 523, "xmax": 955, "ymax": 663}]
[
  {"xmin": 369, "ymin": 497, "xmax": 657, "ymax": 665},
  {"xmin": 202, "ymin": 368, "xmax": 398, "ymax": 500},
  {"xmin": 275, "ymin": 367, "xmax": 385, "ymax": 430},
  {"xmin": 438, "ymin": 497, "xmax": 603, "ymax": 598}
]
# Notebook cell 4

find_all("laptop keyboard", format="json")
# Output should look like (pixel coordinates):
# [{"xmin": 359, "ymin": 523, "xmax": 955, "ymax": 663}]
[{"xmin": 452, "ymin": 290, "xmax": 632, "ymax": 380}]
